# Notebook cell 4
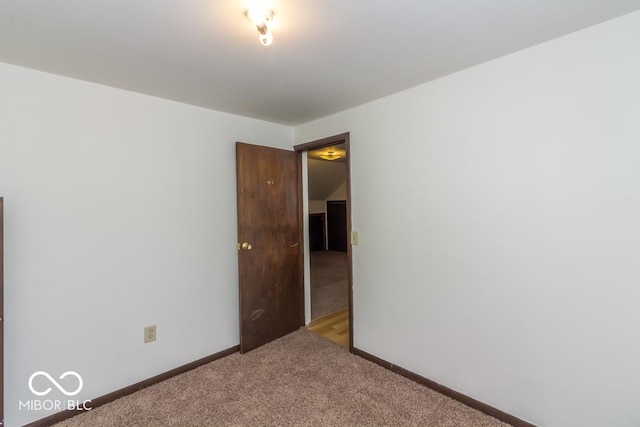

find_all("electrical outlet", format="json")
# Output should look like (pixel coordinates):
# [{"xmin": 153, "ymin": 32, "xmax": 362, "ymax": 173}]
[{"xmin": 144, "ymin": 325, "xmax": 156, "ymax": 343}]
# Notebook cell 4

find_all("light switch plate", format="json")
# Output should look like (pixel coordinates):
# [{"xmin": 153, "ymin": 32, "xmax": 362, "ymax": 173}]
[{"xmin": 351, "ymin": 231, "xmax": 359, "ymax": 245}]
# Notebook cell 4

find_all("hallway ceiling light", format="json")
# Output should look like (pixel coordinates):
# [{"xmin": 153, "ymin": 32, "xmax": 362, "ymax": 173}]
[
  {"xmin": 246, "ymin": 8, "xmax": 274, "ymax": 46},
  {"xmin": 320, "ymin": 151, "xmax": 342, "ymax": 161}
]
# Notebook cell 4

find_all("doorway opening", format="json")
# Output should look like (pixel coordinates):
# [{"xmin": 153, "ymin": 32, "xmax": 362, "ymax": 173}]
[
  {"xmin": 294, "ymin": 134, "xmax": 352, "ymax": 350},
  {"xmin": 308, "ymin": 150, "xmax": 348, "ymax": 321}
]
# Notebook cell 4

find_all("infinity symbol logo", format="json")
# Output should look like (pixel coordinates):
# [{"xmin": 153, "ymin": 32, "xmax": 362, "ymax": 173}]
[{"xmin": 28, "ymin": 371, "xmax": 84, "ymax": 396}]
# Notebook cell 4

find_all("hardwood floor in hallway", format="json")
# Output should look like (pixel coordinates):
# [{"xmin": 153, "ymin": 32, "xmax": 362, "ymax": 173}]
[{"xmin": 307, "ymin": 307, "xmax": 349, "ymax": 347}]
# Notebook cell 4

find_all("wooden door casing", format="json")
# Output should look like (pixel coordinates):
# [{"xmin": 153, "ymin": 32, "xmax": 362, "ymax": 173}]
[{"xmin": 236, "ymin": 143, "xmax": 303, "ymax": 353}]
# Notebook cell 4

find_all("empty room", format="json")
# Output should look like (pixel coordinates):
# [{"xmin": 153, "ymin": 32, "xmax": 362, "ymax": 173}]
[{"xmin": 1, "ymin": 1, "xmax": 639, "ymax": 426}]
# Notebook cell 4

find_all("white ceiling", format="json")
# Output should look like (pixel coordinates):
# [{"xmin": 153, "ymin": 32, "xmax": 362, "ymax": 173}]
[{"xmin": 1, "ymin": 1, "xmax": 639, "ymax": 126}]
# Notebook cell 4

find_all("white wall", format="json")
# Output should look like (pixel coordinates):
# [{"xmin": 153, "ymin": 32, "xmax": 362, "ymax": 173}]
[
  {"xmin": 0, "ymin": 62, "xmax": 293, "ymax": 426},
  {"xmin": 295, "ymin": 11, "xmax": 640, "ymax": 427},
  {"xmin": 308, "ymin": 200, "xmax": 326, "ymax": 214},
  {"xmin": 328, "ymin": 181, "xmax": 347, "ymax": 200},
  {"xmin": 308, "ymin": 182, "xmax": 347, "ymax": 215}
]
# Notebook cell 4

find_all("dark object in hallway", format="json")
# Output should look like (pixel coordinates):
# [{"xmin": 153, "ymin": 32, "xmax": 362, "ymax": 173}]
[
  {"xmin": 327, "ymin": 200, "xmax": 347, "ymax": 252},
  {"xmin": 308, "ymin": 213, "xmax": 326, "ymax": 251}
]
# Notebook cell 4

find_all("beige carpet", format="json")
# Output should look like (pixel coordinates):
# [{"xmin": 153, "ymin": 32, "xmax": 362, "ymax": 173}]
[
  {"xmin": 55, "ymin": 329, "xmax": 511, "ymax": 427},
  {"xmin": 311, "ymin": 250, "xmax": 348, "ymax": 320}
]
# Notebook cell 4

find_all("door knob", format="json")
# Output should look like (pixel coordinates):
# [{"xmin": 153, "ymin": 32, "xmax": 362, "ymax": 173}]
[{"xmin": 241, "ymin": 242, "xmax": 252, "ymax": 250}]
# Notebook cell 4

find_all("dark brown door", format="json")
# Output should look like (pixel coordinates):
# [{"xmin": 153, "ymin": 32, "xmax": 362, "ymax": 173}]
[
  {"xmin": 1, "ymin": 197, "xmax": 4, "ymax": 426},
  {"xmin": 308, "ymin": 213, "xmax": 326, "ymax": 251},
  {"xmin": 236, "ymin": 143, "xmax": 303, "ymax": 353},
  {"xmin": 327, "ymin": 200, "xmax": 348, "ymax": 252}
]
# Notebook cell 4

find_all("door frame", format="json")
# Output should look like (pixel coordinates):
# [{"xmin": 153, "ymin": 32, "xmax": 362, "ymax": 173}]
[{"xmin": 294, "ymin": 133, "xmax": 353, "ymax": 351}]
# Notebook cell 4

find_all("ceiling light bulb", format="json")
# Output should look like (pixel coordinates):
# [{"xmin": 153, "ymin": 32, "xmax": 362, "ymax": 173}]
[
  {"xmin": 259, "ymin": 31, "xmax": 273, "ymax": 46},
  {"xmin": 246, "ymin": 9, "xmax": 275, "ymax": 46},
  {"xmin": 246, "ymin": 8, "xmax": 273, "ymax": 27}
]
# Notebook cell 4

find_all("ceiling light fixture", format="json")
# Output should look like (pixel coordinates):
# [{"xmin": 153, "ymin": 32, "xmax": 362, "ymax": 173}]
[
  {"xmin": 246, "ymin": 9, "xmax": 274, "ymax": 46},
  {"xmin": 320, "ymin": 151, "xmax": 342, "ymax": 161}
]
